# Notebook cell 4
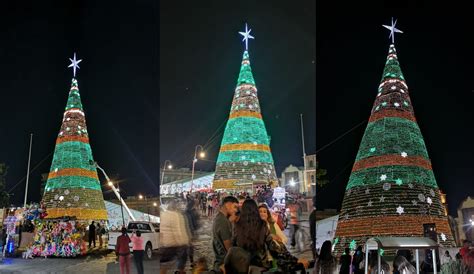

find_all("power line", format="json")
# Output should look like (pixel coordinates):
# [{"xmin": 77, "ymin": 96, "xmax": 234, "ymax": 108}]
[
  {"xmin": 316, "ymin": 119, "xmax": 367, "ymax": 154},
  {"xmin": 8, "ymin": 151, "xmax": 53, "ymax": 194}
]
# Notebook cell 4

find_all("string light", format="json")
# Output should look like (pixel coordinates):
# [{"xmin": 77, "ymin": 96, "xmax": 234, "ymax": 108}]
[
  {"xmin": 43, "ymin": 78, "xmax": 107, "ymax": 220},
  {"xmin": 213, "ymin": 50, "xmax": 277, "ymax": 190},
  {"xmin": 334, "ymin": 43, "xmax": 454, "ymax": 255}
]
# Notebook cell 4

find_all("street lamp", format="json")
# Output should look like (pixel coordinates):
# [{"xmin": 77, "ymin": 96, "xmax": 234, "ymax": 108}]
[
  {"xmin": 190, "ymin": 145, "xmax": 205, "ymax": 193},
  {"xmin": 139, "ymin": 194, "xmax": 150, "ymax": 222}
]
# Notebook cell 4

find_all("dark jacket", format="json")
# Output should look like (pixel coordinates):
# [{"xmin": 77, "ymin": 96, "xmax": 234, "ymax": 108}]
[{"xmin": 88, "ymin": 224, "xmax": 96, "ymax": 236}]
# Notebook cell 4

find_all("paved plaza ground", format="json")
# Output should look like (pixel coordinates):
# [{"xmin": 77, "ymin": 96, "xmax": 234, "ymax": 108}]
[{"xmin": 0, "ymin": 248, "xmax": 159, "ymax": 274}]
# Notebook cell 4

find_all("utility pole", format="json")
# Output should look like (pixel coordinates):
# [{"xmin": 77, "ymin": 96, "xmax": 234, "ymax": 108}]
[
  {"xmin": 23, "ymin": 133, "xmax": 33, "ymax": 208},
  {"xmin": 300, "ymin": 114, "xmax": 307, "ymax": 195}
]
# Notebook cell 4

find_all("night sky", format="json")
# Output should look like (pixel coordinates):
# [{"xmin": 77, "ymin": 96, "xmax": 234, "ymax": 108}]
[
  {"xmin": 316, "ymin": 8, "xmax": 474, "ymax": 216},
  {"xmin": 160, "ymin": 2, "xmax": 316, "ymax": 176},
  {"xmin": 0, "ymin": 1, "xmax": 158, "ymax": 205}
]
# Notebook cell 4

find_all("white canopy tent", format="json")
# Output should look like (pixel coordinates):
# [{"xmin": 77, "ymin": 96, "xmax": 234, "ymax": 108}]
[{"xmin": 365, "ymin": 237, "xmax": 439, "ymax": 274}]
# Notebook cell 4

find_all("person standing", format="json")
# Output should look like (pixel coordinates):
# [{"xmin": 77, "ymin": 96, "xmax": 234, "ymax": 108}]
[
  {"xmin": 116, "ymin": 227, "xmax": 132, "ymax": 274},
  {"xmin": 288, "ymin": 200, "xmax": 300, "ymax": 249},
  {"xmin": 207, "ymin": 198, "xmax": 212, "ymax": 217},
  {"xmin": 131, "ymin": 230, "xmax": 144, "ymax": 274},
  {"xmin": 309, "ymin": 197, "xmax": 317, "ymax": 260},
  {"xmin": 88, "ymin": 221, "xmax": 96, "ymax": 248},
  {"xmin": 96, "ymin": 223, "xmax": 105, "ymax": 248},
  {"xmin": 339, "ymin": 247, "xmax": 352, "ymax": 274},
  {"xmin": 313, "ymin": 240, "xmax": 337, "ymax": 274},
  {"xmin": 212, "ymin": 195, "xmax": 238, "ymax": 272},
  {"xmin": 212, "ymin": 196, "xmax": 219, "ymax": 217}
]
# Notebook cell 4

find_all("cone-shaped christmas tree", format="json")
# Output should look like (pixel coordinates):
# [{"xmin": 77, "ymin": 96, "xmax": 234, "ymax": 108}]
[
  {"xmin": 333, "ymin": 43, "xmax": 455, "ymax": 253},
  {"xmin": 212, "ymin": 27, "xmax": 278, "ymax": 191},
  {"xmin": 42, "ymin": 78, "xmax": 107, "ymax": 220}
]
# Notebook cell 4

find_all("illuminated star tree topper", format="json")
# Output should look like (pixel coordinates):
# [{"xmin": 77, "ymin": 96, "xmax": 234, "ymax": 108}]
[
  {"xmin": 382, "ymin": 17, "xmax": 403, "ymax": 44},
  {"xmin": 239, "ymin": 23, "xmax": 254, "ymax": 51},
  {"xmin": 68, "ymin": 52, "xmax": 82, "ymax": 78}
]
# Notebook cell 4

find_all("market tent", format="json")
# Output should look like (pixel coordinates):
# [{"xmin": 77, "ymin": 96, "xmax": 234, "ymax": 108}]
[{"xmin": 365, "ymin": 237, "xmax": 438, "ymax": 274}]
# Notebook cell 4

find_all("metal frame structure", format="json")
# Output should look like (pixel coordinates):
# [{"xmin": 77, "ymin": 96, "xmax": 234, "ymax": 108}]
[{"xmin": 364, "ymin": 237, "xmax": 438, "ymax": 274}]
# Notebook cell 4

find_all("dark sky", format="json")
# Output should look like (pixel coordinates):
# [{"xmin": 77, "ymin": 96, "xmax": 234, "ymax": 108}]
[
  {"xmin": 160, "ymin": 2, "xmax": 316, "ymax": 175},
  {"xmin": 316, "ymin": 8, "xmax": 474, "ymax": 216},
  {"xmin": 0, "ymin": 1, "xmax": 158, "ymax": 205}
]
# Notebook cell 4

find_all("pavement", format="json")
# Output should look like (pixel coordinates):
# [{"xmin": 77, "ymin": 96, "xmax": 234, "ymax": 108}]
[
  {"xmin": 0, "ymin": 248, "xmax": 160, "ymax": 274},
  {"xmin": 159, "ymin": 213, "xmax": 314, "ymax": 274}
]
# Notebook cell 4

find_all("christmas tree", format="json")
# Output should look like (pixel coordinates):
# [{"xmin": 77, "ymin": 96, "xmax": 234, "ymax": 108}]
[
  {"xmin": 333, "ymin": 22, "xmax": 454, "ymax": 254},
  {"xmin": 42, "ymin": 55, "xmax": 107, "ymax": 220},
  {"xmin": 212, "ymin": 24, "xmax": 278, "ymax": 191}
]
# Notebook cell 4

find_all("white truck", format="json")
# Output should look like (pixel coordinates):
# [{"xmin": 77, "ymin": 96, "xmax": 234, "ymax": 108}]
[{"xmin": 108, "ymin": 221, "xmax": 160, "ymax": 260}]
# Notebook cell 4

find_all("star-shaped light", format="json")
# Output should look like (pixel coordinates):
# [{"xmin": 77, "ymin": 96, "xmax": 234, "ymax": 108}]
[
  {"xmin": 395, "ymin": 178, "xmax": 403, "ymax": 186},
  {"xmin": 408, "ymin": 183, "xmax": 414, "ymax": 188},
  {"xmin": 239, "ymin": 23, "xmax": 254, "ymax": 51},
  {"xmin": 382, "ymin": 17, "xmax": 403, "ymax": 44},
  {"xmin": 426, "ymin": 197, "xmax": 433, "ymax": 205},
  {"xmin": 401, "ymin": 152, "xmax": 408, "ymax": 158},
  {"xmin": 412, "ymin": 200, "xmax": 418, "ymax": 205},
  {"xmin": 344, "ymin": 213, "xmax": 349, "ymax": 220},
  {"xmin": 440, "ymin": 233, "xmax": 447, "ymax": 241},
  {"xmin": 396, "ymin": 205, "xmax": 404, "ymax": 215},
  {"xmin": 367, "ymin": 200, "xmax": 373, "ymax": 207},
  {"xmin": 380, "ymin": 196, "xmax": 385, "ymax": 202},
  {"xmin": 365, "ymin": 188, "xmax": 370, "ymax": 194},
  {"xmin": 68, "ymin": 52, "xmax": 82, "ymax": 78},
  {"xmin": 380, "ymin": 174, "xmax": 387, "ymax": 181}
]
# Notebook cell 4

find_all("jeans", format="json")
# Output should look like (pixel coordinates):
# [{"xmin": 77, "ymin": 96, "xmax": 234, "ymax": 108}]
[
  {"xmin": 290, "ymin": 224, "xmax": 299, "ymax": 247},
  {"xmin": 133, "ymin": 250, "xmax": 144, "ymax": 274}
]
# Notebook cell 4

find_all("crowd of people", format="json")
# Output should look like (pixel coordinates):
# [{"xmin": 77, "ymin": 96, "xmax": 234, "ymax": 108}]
[
  {"xmin": 159, "ymin": 189, "xmax": 311, "ymax": 274},
  {"xmin": 311, "ymin": 241, "xmax": 474, "ymax": 274}
]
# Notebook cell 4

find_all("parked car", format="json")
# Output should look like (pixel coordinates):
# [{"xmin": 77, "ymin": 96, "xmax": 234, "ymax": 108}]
[{"xmin": 108, "ymin": 221, "xmax": 159, "ymax": 260}]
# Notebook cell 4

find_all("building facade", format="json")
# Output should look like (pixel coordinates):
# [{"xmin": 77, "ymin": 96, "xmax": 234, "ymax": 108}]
[
  {"xmin": 455, "ymin": 196, "xmax": 474, "ymax": 244},
  {"xmin": 281, "ymin": 165, "xmax": 304, "ymax": 193},
  {"xmin": 304, "ymin": 154, "xmax": 317, "ymax": 196},
  {"xmin": 160, "ymin": 167, "xmax": 208, "ymax": 186}
]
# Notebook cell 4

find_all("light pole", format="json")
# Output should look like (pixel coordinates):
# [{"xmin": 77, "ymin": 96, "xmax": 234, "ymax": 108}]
[
  {"xmin": 190, "ymin": 145, "xmax": 205, "ymax": 193},
  {"xmin": 139, "ymin": 194, "xmax": 150, "ymax": 222},
  {"xmin": 93, "ymin": 161, "xmax": 133, "ymax": 227},
  {"xmin": 159, "ymin": 160, "xmax": 172, "ymax": 205}
]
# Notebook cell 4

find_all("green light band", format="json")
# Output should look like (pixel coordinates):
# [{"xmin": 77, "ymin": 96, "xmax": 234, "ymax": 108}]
[
  {"xmin": 381, "ymin": 57, "xmax": 405, "ymax": 81},
  {"xmin": 346, "ymin": 165, "xmax": 438, "ymax": 190},
  {"xmin": 221, "ymin": 117, "xmax": 270, "ymax": 146},
  {"xmin": 65, "ymin": 79, "xmax": 84, "ymax": 111},
  {"xmin": 236, "ymin": 51, "xmax": 256, "ymax": 86},
  {"xmin": 44, "ymin": 176, "xmax": 101, "ymax": 191},
  {"xmin": 355, "ymin": 117, "xmax": 430, "ymax": 161},
  {"xmin": 48, "ymin": 141, "xmax": 97, "ymax": 171}
]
